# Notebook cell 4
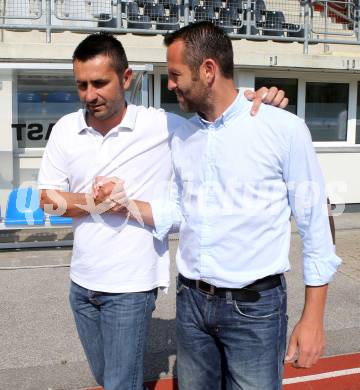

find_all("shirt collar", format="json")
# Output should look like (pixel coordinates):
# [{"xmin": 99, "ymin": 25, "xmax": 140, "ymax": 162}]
[
  {"xmin": 196, "ymin": 89, "xmax": 245, "ymax": 129},
  {"xmin": 77, "ymin": 103, "xmax": 137, "ymax": 134}
]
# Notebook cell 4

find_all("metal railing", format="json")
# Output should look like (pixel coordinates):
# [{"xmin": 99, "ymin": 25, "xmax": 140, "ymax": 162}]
[
  {"xmin": 311, "ymin": 0, "xmax": 356, "ymax": 36},
  {"xmin": 0, "ymin": 0, "xmax": 42, "ymax": 19},
  {"xmin": 0, "ymin": 0, "xmax": 359, "ymax": 50}
]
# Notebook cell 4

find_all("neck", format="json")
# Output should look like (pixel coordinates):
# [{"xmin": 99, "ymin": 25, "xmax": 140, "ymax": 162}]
[
  {"xmin": 199, "ymin": 80, "xmax": 238, "ymax": 123},
  {"xmin": 87, "ymin": 104, "xmax": 127, "ymax": 136}
]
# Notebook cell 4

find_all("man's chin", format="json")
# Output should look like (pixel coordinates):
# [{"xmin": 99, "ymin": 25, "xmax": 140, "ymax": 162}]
[{"xmin": 178, "ymin": 100, "xmax": 195, "ymax": 113}]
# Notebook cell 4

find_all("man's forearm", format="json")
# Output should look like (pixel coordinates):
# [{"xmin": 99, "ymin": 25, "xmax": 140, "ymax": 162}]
[
  {"xmin": 40, "ymin": 189, "xmax": 94, "ymax": 218},
  {"xmin": 301, "ymin": 284, "xmax": 328, "ymax": 324},
  {"xmin": 128, "ymin": 200, "xmax": 154, "ymax": 226}
]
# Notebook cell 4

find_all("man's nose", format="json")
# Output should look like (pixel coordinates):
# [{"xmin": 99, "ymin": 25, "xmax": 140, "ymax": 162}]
[
  {"xmin": 168, "ymin": 79, "xmax": 176, "ymax": 91},
  {"xmin": 85, "ymin": 85, "xmax": 98, "ymax": 102}
]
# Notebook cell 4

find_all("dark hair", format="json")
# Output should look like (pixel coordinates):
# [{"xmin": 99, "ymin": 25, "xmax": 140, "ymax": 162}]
[
  {"xmin": 72, "ymin": 32, "xmax": 128, "ymax": 76},
  {"xmin": 164, "ymin": 21, "xmax": 234, "ymax": 79}
]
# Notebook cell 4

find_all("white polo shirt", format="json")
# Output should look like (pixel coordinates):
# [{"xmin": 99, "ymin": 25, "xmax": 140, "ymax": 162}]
[{"xmin": 38, "ymin": 105, "xmax": 184, "ymax": 292}]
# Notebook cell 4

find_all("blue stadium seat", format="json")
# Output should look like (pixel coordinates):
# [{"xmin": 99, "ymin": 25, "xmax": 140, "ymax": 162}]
[
  {"xmin": 49, "ymin": 215, "xmax": 73, "ymax": 225},
  {"xmin": 5, "ymin": 188, "xmax": 45, "ymax": 226},
  {"xmin": 18, "ymin": 92, "xmax": 43, "ymax": 120},
  {"xmin": 18, "ymin": 92, "xmax": 42, "ymax": 103},
  {"xmin": 46, "ymin": 91, "xmax": 78, "ymax": 103}
]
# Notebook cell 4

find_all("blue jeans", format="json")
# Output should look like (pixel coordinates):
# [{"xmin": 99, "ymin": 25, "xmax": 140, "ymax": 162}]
[
  {"xmin": 69, "ymin": 281, "xmax": 156, "ymax": 390},
  {"xmin": 176, "ymin": 275, "xmax": 288, "ymax": 390}
]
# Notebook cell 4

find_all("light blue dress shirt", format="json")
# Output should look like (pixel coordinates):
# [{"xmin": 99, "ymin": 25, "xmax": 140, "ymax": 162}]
[{"xmin": 152, "ymin": 92, "xmax": 341, "ymax": 288}]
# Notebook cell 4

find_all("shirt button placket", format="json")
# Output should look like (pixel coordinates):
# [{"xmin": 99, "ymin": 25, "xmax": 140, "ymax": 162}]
[{"xmin": 201, "ymin": 126, "xmax": 216, "ymax": 279}]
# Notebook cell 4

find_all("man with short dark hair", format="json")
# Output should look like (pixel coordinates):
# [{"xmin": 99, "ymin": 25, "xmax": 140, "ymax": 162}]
[
  {"xmin": 38, "ymin": 32, "xmax": 288, "ymax": 390},
  {"xmin": 96, "ymin": 22, "xmax": 341, "ymax": 389}
]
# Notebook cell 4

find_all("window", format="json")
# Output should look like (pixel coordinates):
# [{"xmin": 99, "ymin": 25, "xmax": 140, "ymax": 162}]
[
  {"xmin": 255, "ymin": 77, "xmax": 298, "ymax": 114},
  {"xmin": 356, "ymin": 82, "xmax": 360, "ymax": 144},
  {"xmin": 305, "ymin": 82, "xmax": 348, "ymax": 142},
  {"xmin": 15, "ymin": 74, "xmax": 82, "ymax": 149},
  {"xmin": 160, "ymin": 75, "xmax": 191, "ymax": 118}
]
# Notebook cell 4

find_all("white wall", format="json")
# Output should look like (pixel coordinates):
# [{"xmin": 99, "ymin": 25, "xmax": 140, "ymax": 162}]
[{"xmin": 0, "ymin": 70, "xmax": 14, "ymax": 214}]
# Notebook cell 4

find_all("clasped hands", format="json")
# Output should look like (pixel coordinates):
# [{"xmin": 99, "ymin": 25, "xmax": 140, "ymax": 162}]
[
  {"xmin": 92, "ymin": 176, "xmax": 128, "ymax": 214},
  {"xmin": 91, "ymin": 176, "xmax": 144, "ymax": 225}
]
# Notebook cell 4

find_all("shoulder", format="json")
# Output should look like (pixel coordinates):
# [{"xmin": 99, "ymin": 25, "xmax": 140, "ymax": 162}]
[
  {"xmin": 254, "ymin": 102, "xmax": 305, "ymax": 129},
  {"xmin": 50, "ymin": 109, "xmax": 84, "ymax": 137},
  {"xmin": 133, "ymin": 105, "xmax": 188, "ymax": 136}
]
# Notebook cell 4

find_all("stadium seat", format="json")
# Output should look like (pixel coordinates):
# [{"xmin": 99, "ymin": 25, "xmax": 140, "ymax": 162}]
[
  {"xmin": 215, "ymin": 19, "xmax": 236, "ymax": 34},
  {"xmin": 203, "ymin": 0, "xmax": 223, "ymax": 12},
  {"xmin": 156, "ymin": 16, "xmax": 180, "ymax": 31},
  {"xmin": 18, "ymin": 92, "xmax": 43, "ymax": 121},
  {"xmin": 137, "ymin": 0, "xmax": 153, "ymax": 7},
  {"xmin": 49, "ymin": 215, "xmax": 73, "ymax": 225},
  {"xmin": 194, "ymin": 6, "xmax": 215, "ymax": 22},
  {"xmin": 219, "ymin": 7, "xmax": 240, "ymax": 23},
  {"xmin": 98, "ymin": 13, "xmax": 118, "ymax": 28},
  {"xmin": 46, "ymin": 91, "xmax": 78, "ymax": 103},
  {"xmin": 127, "ymin": 14, "xmax": 153, "ymax": 29},
  {"xmin": 254, "ymin": 0, "xmax": 266, "ymax": 13},
  {"xmin": 5, "ymin": 188, "xmax": 45, "ymax": 226},
  {"xmin": 189, "ymin": 0, "xmax": 200, "ymax": 10},
  {"xmin": 238, "ymin": 24, "xmax": 259, "ymax": 36},
  {"xmin": 226, "ymin": 0, "xmax": 244, "ymax": 13},
  {"xmin": 144, "ymin": 3, "xmax": 165, "ymax": 20},
  {"xmin": 169, "ymin": 4, "xmax": 181, "ymax": 18},
  {"xmin": 158, "ymin": 0, "xmax": 178, "ymax": 9},
  {"xmin": 127, "ymin": 2, "xmax": 140, "ymax": 17},
  {"xmin": 18, "ymin": 92, "xmax": 42, "ymax": 104},
  {"xmin": 287, "ymin": 24, "xmax": 305, "ymax": 38},
  {"xmin": 45, "ymin": 91, "xmax": 80, "ymax": 119},
  {"xmin": 262, "ymin": 11, "xmax": 285, "ymax": 36}
]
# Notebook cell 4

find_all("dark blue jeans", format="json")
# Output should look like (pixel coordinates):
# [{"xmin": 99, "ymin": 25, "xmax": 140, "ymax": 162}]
[
  {"xmin": 176, "ymin": 275, "xmax": 288, "ymax": 390},
  {"xmin": 69, "ymin": 281, "xmax": 156, "ymax": 390}
]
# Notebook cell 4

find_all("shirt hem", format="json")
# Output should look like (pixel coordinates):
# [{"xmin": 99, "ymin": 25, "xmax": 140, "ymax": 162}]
[{"xmin": 70, "ymin": 273, "xmax": 170, "ymax": 293}]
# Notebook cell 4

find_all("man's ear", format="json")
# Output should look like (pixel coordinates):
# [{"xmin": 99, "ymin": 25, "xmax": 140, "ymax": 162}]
[
  {"xmin": 122, "ymin": 68, "xmax": 133, "ymax": 91},
  {"xmin": 201, "ymin": 59, "xmax": 217, "ymax": 85}
]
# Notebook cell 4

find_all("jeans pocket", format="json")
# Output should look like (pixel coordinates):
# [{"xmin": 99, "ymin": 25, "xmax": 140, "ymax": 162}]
[
  {"xmin": 176, "ymin": 276, "xmax": 189, "ymax": 295},
  {"xmin": 233, "ymin": 288, "xmax": 283, "ymax": 319}
]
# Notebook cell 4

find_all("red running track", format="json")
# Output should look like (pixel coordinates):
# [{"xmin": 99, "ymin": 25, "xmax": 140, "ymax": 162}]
[{"xmin": 85, "ymin": 352, "xmax": 360, "ymax": 390}]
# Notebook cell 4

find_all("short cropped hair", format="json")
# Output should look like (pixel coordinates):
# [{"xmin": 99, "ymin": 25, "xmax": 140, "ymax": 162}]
[
  {"xmin": 72, "ymin": 32, "xmax": 128, "ymax": 77},
  {"xmin": 163, "ymin": 21, "xmax": 234, "ymax": 79}
]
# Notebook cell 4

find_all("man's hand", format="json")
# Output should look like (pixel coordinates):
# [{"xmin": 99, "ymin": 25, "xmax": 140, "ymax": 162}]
[
  {"xmin": 285, "ymin": 284, "xmax": 328, "ymax": 369},
  {"xmin": 285, "ymin": 318, "xmax": 325, "ymax": 368},
  {"xmin": 92, "ymin": 176, "xmax": 144, "ymax": 225},
  {"xmin": 244, "ymin": 86, "xmax": 289, "ymax": 116},
  {"xmin": 92, "ymin": 176, "xmax": 128, "ymax": 213}
]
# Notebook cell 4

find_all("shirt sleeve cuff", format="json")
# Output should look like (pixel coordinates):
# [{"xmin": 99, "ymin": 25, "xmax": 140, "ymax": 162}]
[
  {"xmin": 38, "ymin": 184, "xmax": 70, "ymax": 192},
  {"xmin": 150, "ymin": 198, "xmax": 175, "ymax": 241},
  {"xmin": 303, "ymin": 252, "xmax": 342, "ymax": 286}
]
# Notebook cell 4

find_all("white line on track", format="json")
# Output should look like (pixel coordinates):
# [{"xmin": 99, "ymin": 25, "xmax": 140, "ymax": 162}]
[{"xmin": 283, "ymin": 367, "xmax": 360, "ymax": 384}]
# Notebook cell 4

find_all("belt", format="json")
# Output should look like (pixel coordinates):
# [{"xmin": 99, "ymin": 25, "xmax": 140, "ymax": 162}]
[{"xmin": 178, "ymin": 273, "xmax": 282, "ymax": 302}]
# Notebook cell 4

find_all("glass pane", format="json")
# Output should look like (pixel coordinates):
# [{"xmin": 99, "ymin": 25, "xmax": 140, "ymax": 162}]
[
  {"xmin": 255, "ymin": 77, "xmax": 298, "ymax": 114},
  {"xmin": 356, "ymin": 82, "xmax": 360, "ymax": 144},
  {"xmin": 160, "ymin": 75, "xmax": 192, "ymax": 118},
  {"xmin": 305, "ymin": 82, "xmax": 348, "ymax": 142},
  {"xmin": 16, "ymin": 74, "xmax": 82, "ymax": 148},
  {"xmin": 125, "ymin": 71, "xmax": 143, "ymax": 106}
]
